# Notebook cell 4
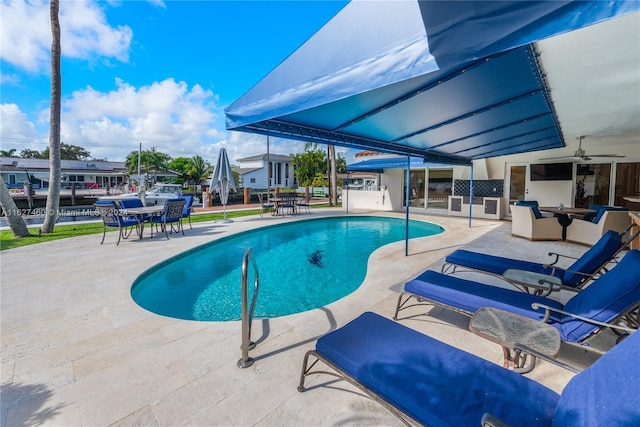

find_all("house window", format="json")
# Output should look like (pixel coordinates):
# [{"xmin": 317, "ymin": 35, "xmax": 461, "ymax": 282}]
[{"xmin": 250, "ymin": 178, "xmax": 256, "ymax": 184}]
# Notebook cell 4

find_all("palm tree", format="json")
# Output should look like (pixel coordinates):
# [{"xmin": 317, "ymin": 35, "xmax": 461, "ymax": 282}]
[
  {"xmin": 41, "ymin": 0, "xmax": 61, "ymax": 234},
  {"xmin": 0, "ymin": 148, "xmax": 17, "ymax": 157},
  {"xmin": 147, "ymin": 149, "xmax": 171, "ymax": 184},
  {"xmin": 187, "ymin": 155, "xmax": 211, "ymax": 196},
  {"xmin": 0, "ymin": 176, "xmax": 30, "ymax": 237}
]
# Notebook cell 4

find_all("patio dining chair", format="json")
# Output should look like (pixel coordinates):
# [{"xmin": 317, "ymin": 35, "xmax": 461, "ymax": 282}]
[
  {"xmin": 257, "ymin": 192, "xmax": 274, "ymax": 217},
  {"xmin": 118, "ymin": 198, "xmax": 151, "ymax": 223},
  {"xmin": 279, "ymin": 194, "xmax": 297, "ymax": 216},
  {"xmin": 150, "ymin": 198, "xmax": 186, "ymax": 239},
  {"xmin": 94, "ymin": 200, "xmax": 141, "ymax": 245},
  {"xmin": 296, "ymin": 192, "xmax": 312, "ymax": 214},
  {"xmin": 178, "ymin": 195, "xmax": 195, "ymax": 229}
]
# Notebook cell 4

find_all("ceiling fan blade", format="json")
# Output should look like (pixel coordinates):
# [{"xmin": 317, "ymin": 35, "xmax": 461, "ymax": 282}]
[
  {"xmin": 538, "ymin": 156, "xmax": 575, "ymax": 160},
  {"xmin": 585, "ymin": 154, "xmax": 627, "ymax": 158}
]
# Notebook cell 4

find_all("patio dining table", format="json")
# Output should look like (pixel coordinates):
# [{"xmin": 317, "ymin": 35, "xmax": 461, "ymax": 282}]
[
  {"xmin": 269, "ymin": 196, "xmax": 302, "ymax": 216},
  {"xmin": 538, "ymin": 206, "xmax": 596, "ymax": 240},
  {"xmin": 122, "ymin": 205, "xmax": 164, "ymax": 239}
]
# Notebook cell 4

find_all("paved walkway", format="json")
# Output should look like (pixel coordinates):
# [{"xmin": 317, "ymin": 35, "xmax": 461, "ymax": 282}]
[{"xmin": 1, "ymin": 208, "xmax": 612, "ymax": 426}]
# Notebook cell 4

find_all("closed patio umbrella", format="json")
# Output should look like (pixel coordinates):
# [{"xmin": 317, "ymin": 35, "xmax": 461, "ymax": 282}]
[{"xmin": 210, "ymin": 148, "xmax": 236, "ymax": 222}]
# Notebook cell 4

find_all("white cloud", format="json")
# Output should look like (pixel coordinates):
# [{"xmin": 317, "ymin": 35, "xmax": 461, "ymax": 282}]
[
  {"xmin": 0, "ymin": 0, "xmax": 132, "ymax": 73},
  {"xmin": 41, "ymin": 78, "xmax": 221, "ymax": 161},
  {"xmin": 2, "ymin": 77, "xmax": 347, "ymax": 165},
  {"xmin": 0, "ymin": 103, "xmax": 41, "ymax": 150}
]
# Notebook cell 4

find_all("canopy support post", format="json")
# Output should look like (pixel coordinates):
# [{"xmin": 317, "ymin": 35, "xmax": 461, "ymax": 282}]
[
  {"xmin": 468, "ymin": 163, "xmax": 474, "ymax": 228},
  {"xmin": 405, "ymin": 155, "xmax": 410, "ymax": 257}
]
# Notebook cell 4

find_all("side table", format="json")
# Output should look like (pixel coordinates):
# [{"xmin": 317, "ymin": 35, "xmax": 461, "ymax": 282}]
[
  {"xmin": 503, "ymin": 269, "xmax": 563, "ymax": 295},
  {"xmin": 469, "ymin": 306, "xmax": 561, "ymax": 373}
]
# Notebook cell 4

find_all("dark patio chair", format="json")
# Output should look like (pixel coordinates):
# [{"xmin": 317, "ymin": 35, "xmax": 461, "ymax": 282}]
[
  {"xmin": 150, "ymin": 198, "xmax": 186, "ymax": 239},
  {"xmin": 94, "ymin": 200, "xmax": 140, "ymax": 245},
  {"xmin": 296, "ymin": 193, "xmax": 312, "ymax": 214},
  {"xmin": 257, "ymin": 192, "xmax": 274, "ymax": 217},
  {"xmin": 279, "ymin": 194, "xmax": 297, "ymax": 216}
]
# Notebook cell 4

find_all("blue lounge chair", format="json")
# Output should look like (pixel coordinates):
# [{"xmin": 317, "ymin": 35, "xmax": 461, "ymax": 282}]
[
  {"xmin": 442, "ymin": 227, "xmax": 636, "ymax": 294},
  {"xmin": 150, "ymin": 198, "xmax": 186, "ymax": 239},
  {"xmin": 94, "ymin": 200, "xmax": 140, "ymax": 245},
  {"xmin": 394, "ymin": 250, "xmax": 640, "ymax": 372},
  {"xmin": 298, "ymin": 311, "xmax": 640, "ymax": 427}
]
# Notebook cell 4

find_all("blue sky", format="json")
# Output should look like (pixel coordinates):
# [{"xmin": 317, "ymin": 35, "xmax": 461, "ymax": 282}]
[{"xmin": 0, "ymin": 0, "xmax": 351, "ymax": 164}]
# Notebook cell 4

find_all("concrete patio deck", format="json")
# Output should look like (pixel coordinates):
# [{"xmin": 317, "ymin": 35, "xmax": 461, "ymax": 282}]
[{"xmin": 1, "ymin": 208, "xmax": 615, "ymax": 426}]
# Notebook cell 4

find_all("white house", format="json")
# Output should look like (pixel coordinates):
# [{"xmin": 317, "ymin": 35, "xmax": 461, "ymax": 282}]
[
  {"xmin": 0, "ymin": 157, "xmax": 128, "ymax": 190},
  {"xmin": 346, "ymin": 145, "xmax": 640, "ymax": 219},
  {"xmin": 235, "ymin": 153, "xmax": 298, "ymax": 190}
]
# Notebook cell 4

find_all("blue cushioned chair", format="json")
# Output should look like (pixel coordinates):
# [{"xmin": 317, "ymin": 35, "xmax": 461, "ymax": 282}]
[
  {"xmin": 118, "ymin": 198, "xmax": 151, "ymax": 222},
  {"xmin": 299, "ymin": 311, "xmax": 640, "ymax": 427},
  {"xmin": 394, "ymin": 250, "xmax": 640, "ymax": 366},
  {"xmin": 150, "ymin": 198, "xmax": 186, "ymax": 239},
  {"xmin": 94, "ymin": 200, "xmax": 140, "ymax": 245},
  {"xmin": 510, "ymin": 205, "xmax": 562, "ymax": 240},
  {"xmin": 515, "ymin": 200, "xmax": 543, "ymax": 218},
  {"xmin": 178, "ymin": 195, "xmax": 194, "ymax": 229},
  {"xmin": 566, "ymin": 206, "xmax": 632, "ymax": 246},
  {"xmin": 442, "ymin": 228, "xmax": 636, "ymax": 294}
]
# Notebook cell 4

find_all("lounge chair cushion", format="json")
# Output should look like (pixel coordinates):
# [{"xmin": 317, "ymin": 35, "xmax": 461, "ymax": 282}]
[
  {"xmin": 561, "ymin": 230, "xmax": 621, "ymax": 286},
  {"xmin": 551, "ymin": 330, "xmax": 640, "ymax": 427},
  {"xmin": 444, "ymin": 249, "xmax": 559, "ymax": 277},
  {"xmin": 316, "ymin": 312, "xmax": 559, "ymax": 427},
  {"xmin": 405, "ymin": 271, "xmax": 564, "ymax": 322},
  {"xmin": 444, "ymin": 230, "xmax": 623, "ymax": 289},
  {"xmin": 560, "ymin": 250, "xmax": 640, "ymax": 342}
]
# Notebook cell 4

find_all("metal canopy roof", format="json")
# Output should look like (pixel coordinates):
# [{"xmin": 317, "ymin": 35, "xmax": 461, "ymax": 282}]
[
  {"xmin": 347, "ymin": 157, "xmax": 447, "ymax": 173},
  {"xmin": 226, "ymin": 1, "xmax": 640, "ymax": 165}
]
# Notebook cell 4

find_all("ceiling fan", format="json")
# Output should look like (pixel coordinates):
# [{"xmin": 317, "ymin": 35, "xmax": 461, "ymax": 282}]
[{"xmin": 540, "ymin": 136, "xmax": 626, "ymax": 161}]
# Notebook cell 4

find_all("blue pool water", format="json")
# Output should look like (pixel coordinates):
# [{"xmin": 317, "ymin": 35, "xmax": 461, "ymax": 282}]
[{"xmin": 131, "ymin": 216, "xmax": 443, "ymax": 321}]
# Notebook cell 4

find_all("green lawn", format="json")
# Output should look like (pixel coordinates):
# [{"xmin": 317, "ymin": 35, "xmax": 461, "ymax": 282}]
[
  {"xmin": 0, "ymin": 209, "xmax": 261, "ymax": 251},
  {"xmin": 1, "ymin": 204, "xmax": 336, "ymax": 251}
]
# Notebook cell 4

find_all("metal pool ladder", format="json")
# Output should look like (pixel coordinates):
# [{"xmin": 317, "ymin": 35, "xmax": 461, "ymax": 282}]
[{"xmin": 238, "ymin": 248, "xmax": 260, "ymax": 368}]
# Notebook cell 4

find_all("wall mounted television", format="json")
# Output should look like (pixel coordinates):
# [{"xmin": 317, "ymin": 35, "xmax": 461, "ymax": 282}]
[{"xmin": 530, "ymin": 162, "xmax": 573, "ymax": 181}]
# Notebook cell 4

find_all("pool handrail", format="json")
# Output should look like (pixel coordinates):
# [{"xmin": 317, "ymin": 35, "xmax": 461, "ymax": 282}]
[{"xmin": 238, "ymin": 247, "xmax": 260, "ymax": 368}]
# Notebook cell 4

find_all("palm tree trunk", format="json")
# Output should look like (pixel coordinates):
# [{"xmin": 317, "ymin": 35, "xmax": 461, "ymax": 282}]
[
  {"xmin": 0, "ymin": 176, "xmax": 31, "ymax": 237},
  {"xmin": 42, "ymin": 0, "xmax": 61, "ymax": 233}
]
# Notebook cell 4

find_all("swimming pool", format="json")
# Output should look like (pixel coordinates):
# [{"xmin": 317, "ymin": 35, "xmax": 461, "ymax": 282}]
[{"xmin": 131, "ymin": 216, "xmax": 443, "ymax": 321}]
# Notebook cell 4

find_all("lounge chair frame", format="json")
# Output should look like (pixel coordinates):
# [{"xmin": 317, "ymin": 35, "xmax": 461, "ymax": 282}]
[
  {"xmin": 298, "ymin": 351, "xmax": 418, "ymax": 427},
  {"xmin": 441, "ymin": 225, "xmax": 638, "ymax": 295},
  {"xmin": 297, "ymin": 311, "xmax": 640, "ymax": 426},
  {"xmin": 393, "ymin": 271, "xmax": 640, "ymax": 372}
]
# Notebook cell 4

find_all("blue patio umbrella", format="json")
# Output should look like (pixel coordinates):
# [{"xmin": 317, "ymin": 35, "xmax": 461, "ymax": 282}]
[{"xmin": 210, "ymin": 148, "xmax": 236, "ymax": 222}]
